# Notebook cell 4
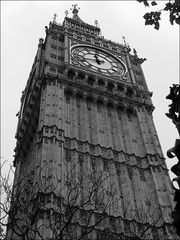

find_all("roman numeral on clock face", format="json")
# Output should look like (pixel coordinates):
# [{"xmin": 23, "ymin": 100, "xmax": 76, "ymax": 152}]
[{"xmin": 71, "ymin": 45, "xmax": 127, "ymax": 78}]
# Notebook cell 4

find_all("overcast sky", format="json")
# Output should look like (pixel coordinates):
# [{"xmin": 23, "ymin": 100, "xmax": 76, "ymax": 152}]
[{"xmin": 1, "ymin": 1, "xmax": 179, "ymax": 179}]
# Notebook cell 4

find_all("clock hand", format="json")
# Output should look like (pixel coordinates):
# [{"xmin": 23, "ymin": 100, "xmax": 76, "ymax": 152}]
[
  {"xmin": 94, "ymin": 54, "xmax": 98, "ymax": 60},
  {"xmin": 78, "ymin": 57, "xmax": 98, "ymax": 63},
  {"xmin": 74, "ymin": 56, "xmax": 96, "ymax": 62},
  {"xmin": 74, "ymin": 55, "xmax": 105, "ymax": 64},
  {"xmin": 80, "ymin": 57, "xmax": 103, "ymax": 63},
  {"xmin": 86, "ymin": 58, "xmax": 103, "ymax": 63},
  {"xmin": 96, "ymin": 59, "xmax": 105, "ymax": 65},
  {"xmin": 98, "ymin": 60, "xmax": 105, "ymax": 64},
  {"xmin": 94, "ymin": 54, "xmax": 105, "ymax": 65}
]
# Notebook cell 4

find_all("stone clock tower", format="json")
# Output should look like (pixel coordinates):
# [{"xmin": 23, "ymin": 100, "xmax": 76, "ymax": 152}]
[{"xmin": 6, "ymin": 5, "xmax": 178, "ymax": 240}]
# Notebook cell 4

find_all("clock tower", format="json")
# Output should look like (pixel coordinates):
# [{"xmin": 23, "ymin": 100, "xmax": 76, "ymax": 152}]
[{"xmin": 6, "ymin": 5, "xmax": 178, "ymax": 240}]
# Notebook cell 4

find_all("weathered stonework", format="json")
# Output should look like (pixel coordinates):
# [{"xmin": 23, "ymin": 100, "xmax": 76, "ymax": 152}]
[{"xmin": 6, "ymin": 6, "xmax": 178, "ymax": 240}]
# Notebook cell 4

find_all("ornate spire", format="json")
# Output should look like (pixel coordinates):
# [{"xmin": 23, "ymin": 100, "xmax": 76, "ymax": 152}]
[
  {"xmin": 52, "ymin": 13, "xmax": 57, "ymax": 24},
  {"xmin": 63, "ymin": 4, "xmax": 101, "ymax": 36},
  {"xmin": 70, "ymin": 4, "xmax": 81, "ymax": 21},
  {"xmin": 133, "ymin": 48, "xmax": 137, "ymax": 56},
  {"xmin": 122, "ymin": 36, "xmax": 128, "ymax": 46},
  {"xmin": 71, "ymin": 4, "xmax": 80, "ymax": 16},
  {"xmin": 65, "ymin": 10, "xmax": 69, "ymax": 17},
  {"xmin": 94, "ymin": 20, "xmax": 99, "ymax": 28}
]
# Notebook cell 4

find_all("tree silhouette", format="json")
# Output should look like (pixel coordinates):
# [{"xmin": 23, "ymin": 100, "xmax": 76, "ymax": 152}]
[
  {"xmin": 1, "ymin": 161, "xmax": 120, "ymax": 239},
  {"xmin": 137, "ymin": 0, "xmax": 180, "ymax": 30},
  {"xmin": 1, "ymin": 160, "xmax": 178, "ymax": 240}
]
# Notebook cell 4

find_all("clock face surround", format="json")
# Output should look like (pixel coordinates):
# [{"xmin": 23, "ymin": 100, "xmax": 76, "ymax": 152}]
[{"xmin": 71, "ymin": 44, "xmax": 127, "ymax": 77}]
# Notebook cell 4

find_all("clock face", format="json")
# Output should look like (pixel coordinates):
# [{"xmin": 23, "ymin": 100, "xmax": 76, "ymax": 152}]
[{"xmin": 71, "ymin": 45, "xmax": 127, "ymax": 77}]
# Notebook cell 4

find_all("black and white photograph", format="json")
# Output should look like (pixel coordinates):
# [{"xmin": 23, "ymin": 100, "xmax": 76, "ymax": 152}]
[{"xmin": 1, "ymin": 1, "xmax": 179, "ymax": 239}]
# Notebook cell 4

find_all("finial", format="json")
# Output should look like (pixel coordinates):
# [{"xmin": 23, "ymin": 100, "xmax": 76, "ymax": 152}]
[
  {"xmin": 133, "ymin": 48, "xmax": 137, "ymax": 56},
  {"xmin": 122, "ymin": 36, "xmax": 127, "ymax": 46},
  {"xmin": 65, "ymin": 10, "xmax": 69, "ymax": 17},
  {"xmin": 70, "ymin": 4, "xmax": 80, "ymax": 17},
  {"xmin": 39, "ymin": 38, "xmax": 44, "ymax": 44},
  {"xmin": 53, "ymin": 13, "xmax": 57, "ymax": 23},
  {"xmin": 94, "ymin": 20, "xmax": 99, "ymax": 28}
]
